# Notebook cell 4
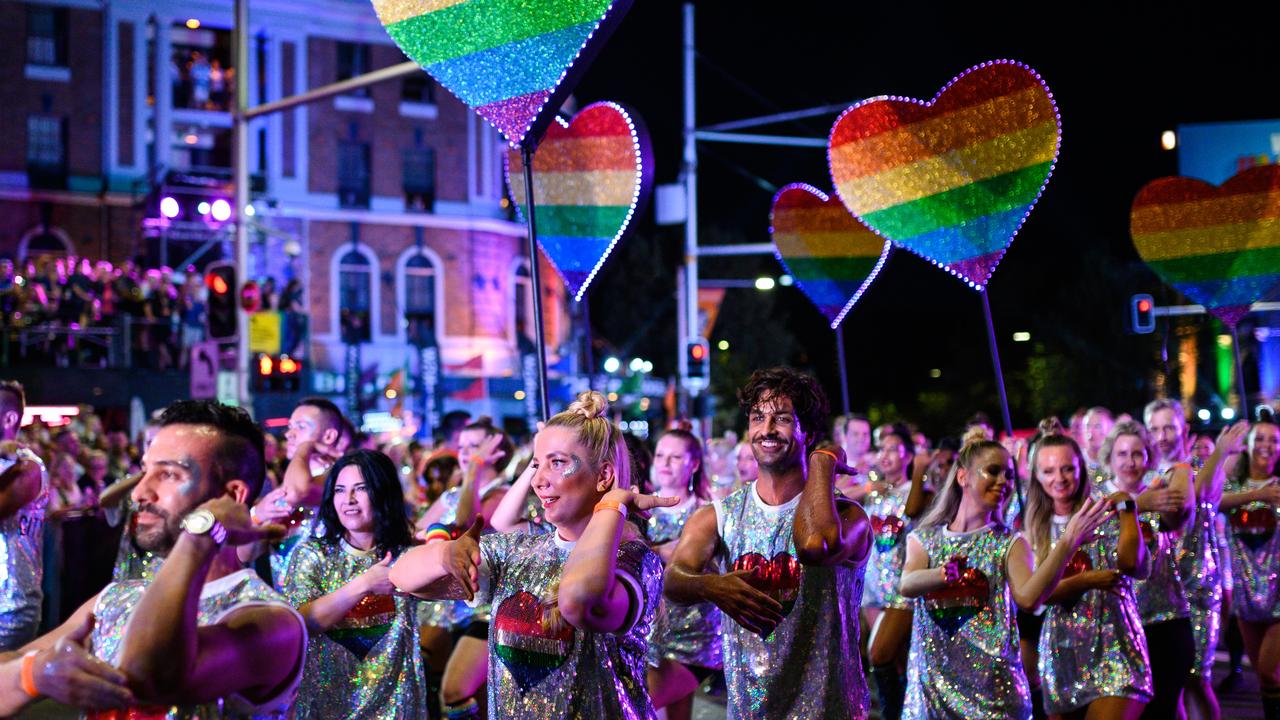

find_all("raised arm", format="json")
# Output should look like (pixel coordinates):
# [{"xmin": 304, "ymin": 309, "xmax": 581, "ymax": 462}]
[
  {"xmin": 281, "ymin": 442, "xmax": 331, "ymax": 508},
  {"xmin": 903, "ymin": 451, "xmax": 935, "ymax": 519},
  {"xmin": 490, "ymin": 461, "xmax": 536, "ymax": 533},
  {"xmin": 794, "ymin": 449, "xmax": 871, "ymax": 566},
  {"xmin": 664, "ymin": 504, "xmax": 783, "ymax": 637},
  {"xmin": 1110, "ymin": 492, "xmax": 1148, "ymax": 578},
  {"xmin": 0, "ymin": 450, "xmax": 42, "ymax": 521},
  {"xmin": 1006, "ymin": 497, "xmax": 1112, "ymax": 611},
  {"xmin": 97, "ymin": 472, "xmax": 141, "ymax": 510},
  {"xmin": 1200, "ymin": 423, "xmax": 1248, "ymax": 507},
  {"xmin": 1137, "ymin": 464, "xmax": 1193, "ymax": 531}
]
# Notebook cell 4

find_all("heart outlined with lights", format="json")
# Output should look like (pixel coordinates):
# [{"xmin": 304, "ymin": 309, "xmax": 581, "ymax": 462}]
[
  {"xmin": 769, "ymin": 184, "xmax": 891, "ymax": 328},
  {"xmin": 924, "ymin": 556, "xmax": 990, "ymax": 637},
  {"xmin": 494, "ymin": 590, "xmax": 575, "ymax": 693},
  {"xmin": 1130, "ymin": 165, "xmax": 1280, "ymax": 327},
  {"xmin": 371, "ymin": 0, "xmax": 634, "ymax": 149},
  {"xmin": 828, "ymin": 60, "xmax": 1061, "ymax": 290},
  {"xmin": 507, "ymin": 101, "xmax": 653, "ymax": 301}
]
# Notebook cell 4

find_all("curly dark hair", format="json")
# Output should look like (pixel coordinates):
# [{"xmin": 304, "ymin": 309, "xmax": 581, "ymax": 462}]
[
  {"xmin": 737, "ymin": 367, "xmax": 830, "ymax": 451},
  {"xmin": 156, "ymin": 400, "xmax": 266, "ymax": 498},
  {"xmin": 317, "ymin": 449, "xmax": 413, "ymax": 554}
]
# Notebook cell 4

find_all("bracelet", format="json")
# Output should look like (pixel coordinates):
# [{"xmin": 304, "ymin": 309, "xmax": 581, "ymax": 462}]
[
  {"xmin": 810, "ymin": 449, "xmax": 840, "ymax": 464},
  {"xmin": 20, "ymin": 651, "xmax": 40, "ymax": 698},
  {"xmin": 594, "ymin": 500, "xmax": 626, "ymax": 519},
  {"xmin": 423, "ymin": 523, "xmax": 455, "ymax": 544}
]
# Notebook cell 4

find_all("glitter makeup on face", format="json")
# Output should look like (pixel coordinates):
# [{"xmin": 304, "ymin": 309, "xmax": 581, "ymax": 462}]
[
  {"xmin": 769, "ymin": 183, "xmax": 891, "ymax": 329},
  {"xmin": 1130, "ymin": 164, "xmax": 1280, "ymax": 328},
  {"xmin": 560, "ymin": 454, "xmax": 582, "ymax": 479},
  {"xmin": 828, "ymin": 60, "xmax": 1061, "ymax": 291}
]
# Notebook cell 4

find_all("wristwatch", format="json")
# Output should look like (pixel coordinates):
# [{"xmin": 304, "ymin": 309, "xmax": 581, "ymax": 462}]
[
  {"xmin": 1112, "ymin": 498, "xmax": 1136, "ymax": 513},
  {"xmin": 181, "ymin": 509, "xmax": 229, "ymax": 545}
]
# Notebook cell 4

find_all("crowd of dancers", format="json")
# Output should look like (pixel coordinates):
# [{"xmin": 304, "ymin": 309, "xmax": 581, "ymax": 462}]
[{"xmin": 0, "ymin": 370, "xmax": 1277, "ymax": 719}]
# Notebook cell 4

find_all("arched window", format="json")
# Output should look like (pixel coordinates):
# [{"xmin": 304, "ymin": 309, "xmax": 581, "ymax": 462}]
[
  {"xmin": 401, "ymin": 251, "xmax": 438, "ymax": 345},
  {"xmin": 337, "ymin": 249, "xmax": 372, "ymax": 343},
  {"xmin": 512, "ymin": 261, "xmax": 534, "ymax": 345}
]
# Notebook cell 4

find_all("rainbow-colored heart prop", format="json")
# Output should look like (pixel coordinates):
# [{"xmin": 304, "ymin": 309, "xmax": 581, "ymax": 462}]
[
  {"xmin": 769, "ymin": 184, "xmax": 891, "ymax": 328},
  {"xmin": 828, "ymin": 60, "xmax": 1060, "ymax": 289},
  {"xmin": 494, "ymin": 590, "xmax": 575, "ymax": 693},
  {"xmin": 924, "ymin": 556, "xmax": 990, "ymax": 637},
  {"xmin": 1130, "ymin": 165, "xmax": 1280, "ymax": 327},
  {"xmin": 372, "ymin": 0, "xmax": 633, "ymax": 149},
  {"xmin": 869, "ymin": 514, "xmax": 905, "ymax": 554},
  {"xmin": 507, "ymin": 102, "xmax": 652, "ymax": 301}
]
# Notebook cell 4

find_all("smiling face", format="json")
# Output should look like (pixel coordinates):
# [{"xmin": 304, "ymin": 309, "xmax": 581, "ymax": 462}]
[
  {"xmin": 843, "ymin": 418, "xmax": 871, "ymax": 459},
  {"xmin": 1250, "ymin": 423, "xmax": 1279, "ymax": 475},
  {"xmin": 1035, "ymin": 444, "xmax": 1081, "ymax": 509},
  {"xmin": 130, "ymin": 424, "xmax": 228, "ymax": 554},
  {"xmin": 1083, "ymin": 412, "xmax": 1113, "ymax": 459},
  {"xmin": 957, "ymin": 447, "xmax": 1014, "ymax": 511},
  {"xmin": 1107, "ymin": 433, "xmax": 1149, "ymax": 490},
  {"xmin": 456, "ymin": 428, "xmax": 490, "ymax": 472},
  {"xmin": 530, "ymin": 426, "xmax": 610, "ymax": 531},
  {"xmin": 876, "ymin": 433, "xmax": 909, "ymax": 480},
  {"xmin": 1146, "ymin": 408, "xmax": 1186, "ymax": 464},
  {"xmin": 332, "ymin": 464, "xmax": 374, "ymax": 538},
  {"xmin": 652, "ymin": 434, "xmax": 698, "ymax": 497},
  {"xmin": 735, "ymin": 442, "xmax": 759, "ymax": 483},
  {"xmin": 747, "ymin": 392, "xmax": 807, "ymax": 473}
]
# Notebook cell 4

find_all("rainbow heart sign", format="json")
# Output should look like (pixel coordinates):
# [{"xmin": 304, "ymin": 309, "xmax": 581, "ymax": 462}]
[
  {"xmin": 507, "ymin": 102, "xmax": 652, "ymax": 300},
  {"xmin": 769, "ymin": 184, "xmax": 891, "ymax": 328},
  {"xmin": 1130, "ymin": 165, "xmax": 1280, "ymax": 327},
  {"xmin": 494, "ymin": 590, "xmax": 575, "ymax": 693},
  {"xmin": 924, "ymin": 557, "xmax": 990, "ymax": 637},
  {"xmin": 828, "ymin": 60, "xmax": 1061, "ymax": 290},
  {"xmin": 372, "ymin": 0, "xmax": 633, "ymax": 149}
]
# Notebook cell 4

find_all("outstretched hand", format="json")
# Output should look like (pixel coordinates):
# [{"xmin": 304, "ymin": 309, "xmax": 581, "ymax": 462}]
[
  {"xmin": 31, "ymin": 612, "xmax": 134, "ymax": 710},
  {"xmin": 601, "ymin": 487, "xmax": 679, "ymax": 521},
  {"xmin": 1216, "ymin": 422, "xmax": 1249, "ymax": 456},
  {"xmin": 199, "ymin": 496, "xmax": 287, "ymax": 546},
  {"xmin": 444, "ymin": 518, "xmax": 484, "ymax": 601},
  {"xmin": 1062, "ymin": 496, "xmax": 1112, "ymax": 547}
]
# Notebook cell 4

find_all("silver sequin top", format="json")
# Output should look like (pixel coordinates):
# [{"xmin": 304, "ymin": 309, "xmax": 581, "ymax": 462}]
[
  {"xmin": 1222, "ymin": 476, "xmax": 1280, "ymax": 622},
  {"xmin": 1103, "ymin": 477, "xmax": 1191, "ymax": 625},
  {"xmin": 646, "ymin": 497, "xmax": 722, "ymax": 670},
  {"xmin": 0, "ymin": 448, "xmax": 47, "ymax": 649},
  {"xmin": 89, "ymin": 568, "xmax": 307, "ymax": 719},
  {"xmin": 1037, "ymin": 514, "xmax": 1152, "ymax": 713},
  {"xmin": 474, "ymin": 530, "xmax": 661, "ymax": 719},
  {"xmin": 713, "ymin": 482, "xmax": 869, "ymax": 720},
  {"xmin": 904, "ymin": 523, "xmax": 1031, "ymax": 720},
  {"xmin": 282, "ymin": 538, "xmax": 426, "ymax": 719},
  {"xmin": 861, "ymin": 482, "xmax": 910, "ymax": 609}
]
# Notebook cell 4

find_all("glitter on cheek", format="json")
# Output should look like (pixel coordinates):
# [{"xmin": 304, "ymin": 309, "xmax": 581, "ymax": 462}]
[{"xmin": 561, "ymin": 455, "xmax": 582, "ymax": 479}]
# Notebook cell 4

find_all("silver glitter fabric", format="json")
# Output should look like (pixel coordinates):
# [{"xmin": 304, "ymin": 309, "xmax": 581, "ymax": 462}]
[
  {"xmin": 90, "ymin": 568, "xmax": 307, "ymax": 718},
  {"xmin": 282, "ymin": 539, "xmax": 426, "ymax": 719},
  {"xmin": 270, "ymin": 506, "xmax": 319, "ymax": 590},
  {"xmin": 904, "ymin": 523, "xmax": 1031, "ymax": 720},
  {"xmin": 713, "ymin": 482, "xmax": 869, "ymax": 720},
  {"xmin": 474, "ymin": 531, "xmax": 661, "ymax": 719},
  {"xmin": 646, "ymin": 498, "xmax": 722, "ymax": 670},
  {"xmin": 1222, "ymin": 477, "xmax": 1280, "ymax": 622},
  {"xmin": 0, "ymin": 448, "xmax": 46, "ymax": 649},
  {"xmin": 416, "ymin": 479, "xmax": 510, "ymax": 630},
  {"xmin": 111, "ymin": 503, "xmax": 162, "ymax": 584},
  {"xmin": 1178, "ymin": 498, "xmax": 1223, "ymax": 676},
  {"xmin": 1101, "ymin": 478, "xmax": 1191, "ymax": 624},
  {"xmin": 861, "ymin": 483, "xmax": 911, "ymax": 609},
  {"xmin": 1038, "ymin": 515, "xmax": 1152, "ymax": 713}
]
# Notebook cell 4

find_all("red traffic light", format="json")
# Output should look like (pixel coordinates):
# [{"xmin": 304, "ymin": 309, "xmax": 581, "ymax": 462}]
[
  {"xmin": 278, "ymin": 356, "xmax": 299, "ymax": 374},
  {"xmin": 207, "ymin": 273, "xmax": 229, "ymax": 295},
  {"xmin": 690, "ymin": 344, "xmax": 706, "ymax": 361},
  {"xmin": 257, "ymin": 354, "xmax": 274, "ymax": 376},
  {"xmin": 1137, "ymin": 299, "xmax": 1151, "ymax": 313}
]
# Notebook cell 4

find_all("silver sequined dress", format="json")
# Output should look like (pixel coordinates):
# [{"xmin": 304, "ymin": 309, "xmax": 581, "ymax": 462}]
[
  {"xmin": 861, "ymin": 483, "xmax": 910, "ymax": 610},
  {"xmin": 713, "ymin": 482, "xmax": 869, "ymax": 720},
  {"xmin": 1103, "ymin": 477, "xmax": 1191, "ymax": 626},
  {"xmin": 1178, "ymin": 495, "xmax": 1224, "ymax": 677},
  {"xmin": 282, "ymin": 538, "xmax": 426, "ymax": 719},
  {"xmin": 1038, "ymin": 514, "xmax": 1152, "ymax": 713},
  {"xmin": 0, "ymin": 448, "xmax": 47, "ymax": 649},
  {"xmin": 473, "ymin": 530, "xmax": 661, "ymax": 719},
  {"xmin": 416, "ymin": 479, "xmax": 512, "ymax": 630},
  {"xmin": 646, "ymin": 497, "xmax": 722, "ymax": 670},
  {"xmin": 1222, "ymin": 476, "xmax": 1280, "ymax": 622},
  {"xmin": 904, "ymin": 523, "xmax": 1031, "ymax": 720},
  {"xmin": 88, "ymin": 568, "xmax": 307, "ymax": 719}
]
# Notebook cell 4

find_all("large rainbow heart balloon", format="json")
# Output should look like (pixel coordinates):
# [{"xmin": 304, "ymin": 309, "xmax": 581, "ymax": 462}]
[
  {"xmin": 507, "ymin": 102, "xmax": 652, "ymax": 301},
  {"xmin": 372, "ymin": 0, "xmax": 633, "ymax": 149},
  {"xmin": 1131, "ymin": 165, "xmax": 1280, "ymax": 327},
  {"xmin": 769, "ymin": 184, "xmax": 890, "ymax": 328},
  {"xmin": 828, "ymin": 60, "xmax": 1061, "ymax": 290}
]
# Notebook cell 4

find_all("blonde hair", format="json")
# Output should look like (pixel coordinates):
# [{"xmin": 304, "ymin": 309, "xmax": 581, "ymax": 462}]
[
  {"xmin": 1023, "ymin": 418, "xmax": 1092, "ymax": 562},
  {"xmin": 917, "ymin": 426, "xmax": 1006, "ymax": 529},
  {"xmin": 1099, "ymin": 420, "xmax": 1155, "ymax": 476}
]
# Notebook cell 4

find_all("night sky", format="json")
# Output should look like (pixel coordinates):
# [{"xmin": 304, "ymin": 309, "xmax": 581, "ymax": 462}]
[{"xmin": 561, "ymin": 1, "xmax": 1280, "ymax": 435}]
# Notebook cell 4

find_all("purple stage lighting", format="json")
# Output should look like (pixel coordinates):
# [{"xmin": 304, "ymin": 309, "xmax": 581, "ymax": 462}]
[
  {"xmin": 210, "ymin": 199, "xmax": 232, "ymax": 222},
  {"xmin": 160, "ymin": 196, "xmax": 180, "ymax": 219}
]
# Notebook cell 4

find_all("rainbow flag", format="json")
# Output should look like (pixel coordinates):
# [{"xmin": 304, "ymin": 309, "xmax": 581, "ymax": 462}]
[
  {"xmin": 828, "ymin": 60, "xmax": 1060, "ymax": 289},
  {"xmin": 1131, "ymin": 165, "xmax": 1280, "ymax": 327},
  {"xmin": 373, "ymin": 0, "xmax": 633, "ymax": 148},
  {"xmin": 769, "ymin": 184, "xmax": 890, "ymax": 328},
  {"xmin": 508, "ymin": 102, "xmax": 652, "ymax": 300}
]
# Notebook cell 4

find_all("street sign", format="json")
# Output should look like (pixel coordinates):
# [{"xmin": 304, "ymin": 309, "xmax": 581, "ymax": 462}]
[{"xmin": 217, "ymin": 371, "xmax": 239, "ymax": 407}]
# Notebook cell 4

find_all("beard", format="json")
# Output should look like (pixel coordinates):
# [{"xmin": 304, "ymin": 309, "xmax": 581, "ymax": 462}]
[{"xmin": 130, "ymin": 503, "xmax": 182, "ymax": 554}]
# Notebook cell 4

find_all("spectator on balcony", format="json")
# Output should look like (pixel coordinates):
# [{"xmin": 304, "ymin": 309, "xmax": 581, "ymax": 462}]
[
  {"xmin": 189, "ymin": 51, "xmax": 212, "ymax": 109},
  {"xmin": 280, "ymin": 278, "xmax": 305, "ymax": 356},
  {"xmin": 143, "ymin": 269, "xmax": 176, "ymax": 370}
]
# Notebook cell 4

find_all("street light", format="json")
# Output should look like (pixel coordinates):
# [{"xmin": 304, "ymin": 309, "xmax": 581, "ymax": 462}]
[
  {"xmin": 754, "ymin": 276, "xmax": 776, "ymax": 291},
  {"xmin": 629, "ymin": 357, "xmax": 644, "ymax": 373},
  {"xmin": 779, "ymin": 274, "xmax": 793, "ymax": 287},
  {"xmin": 717, "ymin": 340, "xmax": 729, "ymax": 351},
  {"xmin": 1161, "ymin": 130, "xmax": 1177, "ymax": 151},
  {"xmin": 1221, "ymin": 407, "xmax": 1236, "ymax": 421},
  {"xmin": 1012, "ymin": 331, "xmax": 1031, "ymax": 342},
  {"xmin": 1197, "ymin": 408, "xmax": 1211, "ymax": 422},
  {"xmin": 603, "ymin": 356, "xmax": 620, "ymax": 374}
]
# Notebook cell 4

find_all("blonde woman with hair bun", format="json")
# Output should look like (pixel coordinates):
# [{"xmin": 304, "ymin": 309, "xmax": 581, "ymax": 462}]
[{"xmin": 390, "ymin": 391, "xmax": 677, "ymax": 719}]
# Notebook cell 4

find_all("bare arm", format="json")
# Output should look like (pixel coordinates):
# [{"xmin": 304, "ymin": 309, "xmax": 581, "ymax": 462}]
[
  {"xmin": 490, "ymin": 462, "xmax": 536, "ymax": 533},
  {"xmin": 1112, "ymin": 494, "xmax": 1146, "ymax": 578},
  {"xmin": 281, "ymin": 443, "xmax": 328, "ymax": 508},
  {"xmin": 0, "ymin": 607, "xmax": 132, "ymax": 715},
  {"xmin": 899, "ymin": 534, "xmax": 951, "ymax": 598},
  {"xmin": 0, "ymin": 459, "xmax": 41, "ymax": 521},
  {"xmin": 1006, "ymin": 497, "xmax": 1112, "ymax": 611},
  {"xmin": 794, "ymin": 451, "xmax": 871, "ymax": 567},
  {"xmin": 97, "ymin": 473, "xmax": 141, "ymax": 510},
  {"xmin": 388, "ymin": 520, "xmax": 482, "ymax": 600},
  {"xmin": 296, "ymin": 554, "xmax": 392, "ymax": 634},
  {"xmin": 1223, "ymin": 480, "xmax": 1280, "ymax": 510},
  {"xmin": 1137, "ymin": 465, "xmax": 1193, "ymax": 531},
  {"xmin": 903, "ymin": 453, "xmax": 934, "ymax": 519},
  {"xmin": 557, "ymin": 490, "xmax": 655, "ymax": 634}
]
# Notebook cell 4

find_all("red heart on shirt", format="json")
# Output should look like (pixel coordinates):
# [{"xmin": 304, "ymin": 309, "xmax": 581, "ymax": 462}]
[
  {"xmin": 924, "ymin": 556, "xmax": 990, "ymax": 637},
  {"xmin": 733, "ymin": 551, "xmax": 804, "ymax": 617},
  {"xmin": 870, "ymin": 514, "xmax": 905, "ymax": 553},
  {"xmin": 493, "ymin": 590, "xmax": 575, "ymax": 693},
  {"xmin": 1230, "ymin": 505, "xmax": 1277, "ymax": 551}
]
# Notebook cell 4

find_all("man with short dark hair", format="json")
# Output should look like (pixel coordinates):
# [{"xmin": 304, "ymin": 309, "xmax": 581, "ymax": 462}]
[
  {"xmin": 0, "ymin": 380, "xmax": 48, "ymax": 651},
  {"xmin": 665, "ymin": 367, "xmax": 872, "ymax": 719},
  {"xmin": 2, "ymin": 399, "xmax": 306, "ymax": 717}
]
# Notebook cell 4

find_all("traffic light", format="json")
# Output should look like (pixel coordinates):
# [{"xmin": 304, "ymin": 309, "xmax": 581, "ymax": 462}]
[
  {"xmin": 205, "ymin": 262, "xmax": 237, "ymax": 341},
  {"xmin": 253, "ymin": 353, "xmax": 304, "ymax": 393},
  {"xmin": 686, "ymin": 338, "xmax": 710, "ymax": 381},
  {"xmin": 1130, "ymin": 293, "xmax": 1155, "ymax": 334}
]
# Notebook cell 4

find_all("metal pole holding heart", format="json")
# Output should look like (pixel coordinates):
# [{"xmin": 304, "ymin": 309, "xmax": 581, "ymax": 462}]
[
  {"xmin": 1130, "ymin": 165, "xmax": 1280, "ymax": 412},
  {"xmin": 827, "ymin": 60, "xmax": 1063, "ymax": 445},
  {"xmin": 371, "ymin": 0, "xmax": 637, "ymax": 420}
]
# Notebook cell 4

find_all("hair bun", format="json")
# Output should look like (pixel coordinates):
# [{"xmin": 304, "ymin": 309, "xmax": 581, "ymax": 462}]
[
  {"xmin": 961, "ymin": 425, "xmax": 992, "ymax": 448},
  {"xmin": 1037, "ymin": 417, "xmax": 1065, "ymax": 437},
  {"xmin": 566, "ymin": 391, "xmax": 608, "ymax": 420}
]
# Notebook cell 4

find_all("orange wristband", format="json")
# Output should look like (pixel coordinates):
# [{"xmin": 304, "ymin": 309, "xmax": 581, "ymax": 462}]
[
  {"xmin": 20, "ymin": 651, "xmax": 40, "ymax": 698},
  {"xmin": 593, "ymin": 500, "xmax": 626, "ymax": 518},
  {"xmin": 810, "ymin": 449, "xmax": 840, "ymax": 464}
]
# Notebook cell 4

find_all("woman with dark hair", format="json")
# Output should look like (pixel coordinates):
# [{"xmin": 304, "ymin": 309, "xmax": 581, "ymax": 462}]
[
  {"xmin": 645, "ymin": 428, "xmax": 720, "ymax": 720},
  {"xmin": 1024, "ymin": 425, "xmax": 1151, "ymax": 719},
  {"xmin": 282, "ymin": 449, "xmax": 425, "ymax": 718}
]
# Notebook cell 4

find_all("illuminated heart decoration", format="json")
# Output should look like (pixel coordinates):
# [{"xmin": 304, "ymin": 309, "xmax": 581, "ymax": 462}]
[
  {"xmin": 372, "ymin": 0, "xmax": 634, "ymax": 149},
  {"xmin": 828, "ymin": 60, "xmax": 1060, "ymax": 290},
  {"xmin": 507, "ymin": 102, "xmax": 653, "ymax": 300},
  {"xmin": 869, "ymin": 514, "xmax": 906, "ymax": 553},
  {"xmin": 1229, "ymin": 505, "xmax": 1277, "ymax": 551},
  {"xmin": 494, "ymin": 591, "xmax": 575, "ymax": 693},
  {"xmin": 924, "ymin": 557, "xmax": 990, "ymax": 637},
  {"xmin": 327, "ymin": 593, "xmax": 396, "ymax": 660},
  {"xmin": 1130, "ymin": 165, "xmax": 1280, "ymax": 327},
  {"xmin": 733, "ymin": 551, "xmax": 804, "ymax": 618},
  {"xmin": 1060, "ymin": 548, "xmax": 1093, "ymax": 613},
  {"xmin": 769, "ymin": 184, "xmax": 891, "ymax": 328}
]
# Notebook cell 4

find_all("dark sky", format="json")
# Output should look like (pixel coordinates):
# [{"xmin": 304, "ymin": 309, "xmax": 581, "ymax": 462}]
[{"xmin": 563, "ymin": 1, "xmax": 1280, "ymax": 434}]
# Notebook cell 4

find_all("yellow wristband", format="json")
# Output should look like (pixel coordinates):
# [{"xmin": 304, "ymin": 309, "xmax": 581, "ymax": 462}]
[
  {"xmin": 20, "ymin": 651, "xmax": 40, "ymax": 698},
  {"xmin": 593, "ymin": 499, "xmax": 626, "ymax": 519}
]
